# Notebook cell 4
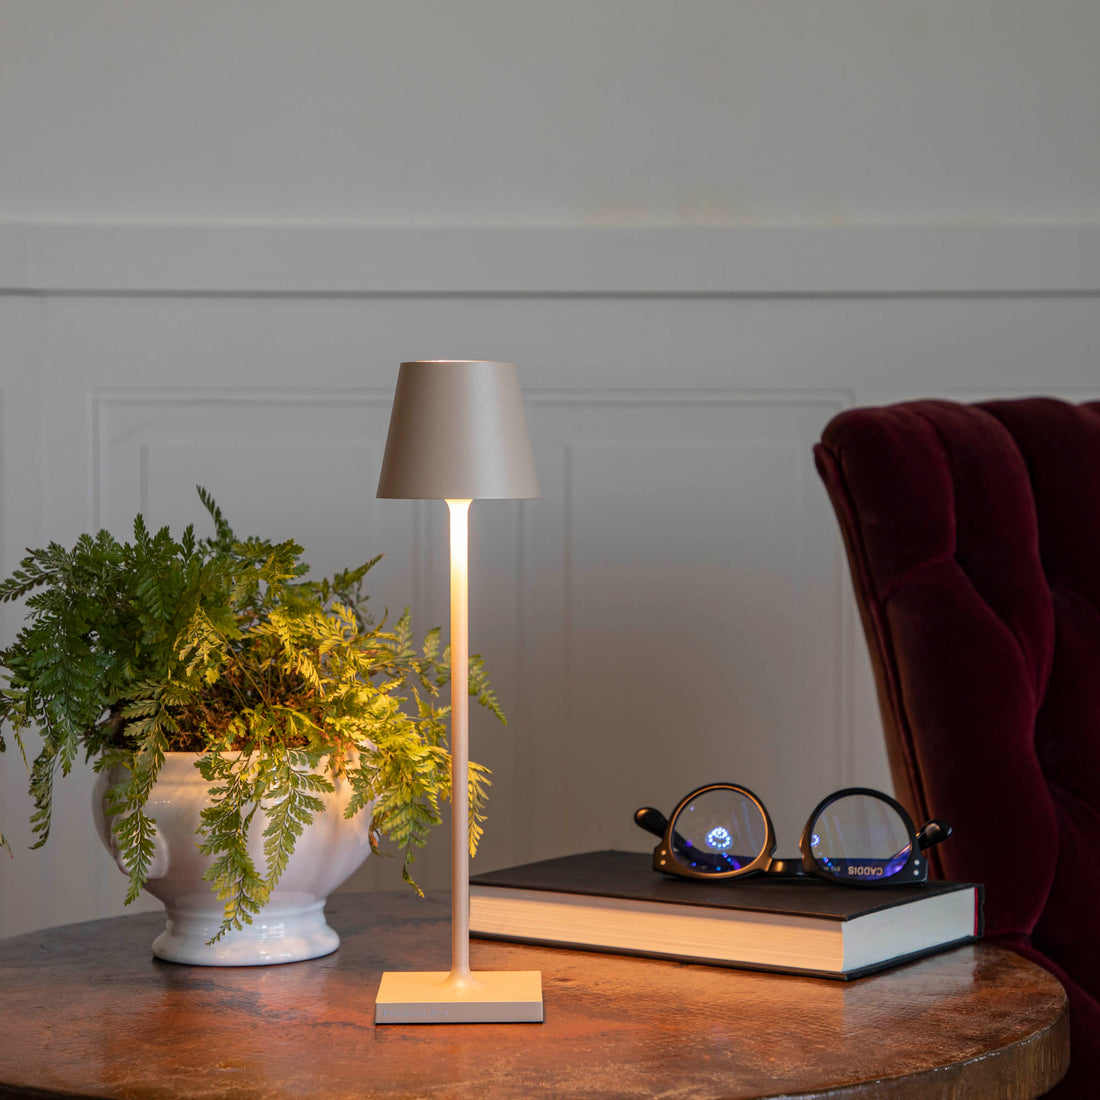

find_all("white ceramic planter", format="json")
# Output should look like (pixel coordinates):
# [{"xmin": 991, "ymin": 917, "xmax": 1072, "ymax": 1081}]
[{"xmin": 92, "ymin": 752, "xmax": 374, "ymax": 966}]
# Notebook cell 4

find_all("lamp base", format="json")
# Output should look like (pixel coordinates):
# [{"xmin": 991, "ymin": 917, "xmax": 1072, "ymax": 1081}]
[{"xmin": 374, "ymin": 969, "xmax": 543, "ymax": 1024}]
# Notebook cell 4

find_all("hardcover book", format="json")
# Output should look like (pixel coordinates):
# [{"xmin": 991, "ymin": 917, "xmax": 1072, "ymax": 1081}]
[{"xmin": 469, "ymin": 849, "xmax": 983, "ymax": 980}]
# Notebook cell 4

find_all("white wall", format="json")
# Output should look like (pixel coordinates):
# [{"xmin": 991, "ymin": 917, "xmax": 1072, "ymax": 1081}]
[
  {"xmin": 4, "ymin": 1, "xmax": 1100, "ymax": 224},
  {"xmin": 2, "ymin": 1, "xmax": 1099, "ymax": 939}
]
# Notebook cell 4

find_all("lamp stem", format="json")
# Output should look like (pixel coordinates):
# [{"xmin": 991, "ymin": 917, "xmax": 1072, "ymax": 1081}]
[{"xmin": 447, "ymin": 499, "xmax": 473, "ymax": 983}]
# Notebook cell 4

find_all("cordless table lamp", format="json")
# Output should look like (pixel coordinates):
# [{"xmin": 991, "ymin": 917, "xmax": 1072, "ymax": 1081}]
[{"xmin": 374, "ymin": 361, "xmax": 543, "ymax": 1023}]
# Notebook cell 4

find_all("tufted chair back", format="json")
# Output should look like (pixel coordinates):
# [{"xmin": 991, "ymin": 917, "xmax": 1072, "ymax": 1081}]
[{"xmin": 814, "ymin": 397, "xmax": 1100, "ymax": 1095}]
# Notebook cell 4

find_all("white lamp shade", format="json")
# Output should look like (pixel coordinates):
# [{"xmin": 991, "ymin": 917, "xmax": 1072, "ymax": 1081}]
[{"xmin": 377, "ymin": 361, "xmax": 540, "ymax": 500}]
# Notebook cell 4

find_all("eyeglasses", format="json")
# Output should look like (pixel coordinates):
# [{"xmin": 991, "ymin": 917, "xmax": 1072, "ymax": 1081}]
[{"xmin": 634, "ymin": 784, "xmax": 952, "ymax": 886}]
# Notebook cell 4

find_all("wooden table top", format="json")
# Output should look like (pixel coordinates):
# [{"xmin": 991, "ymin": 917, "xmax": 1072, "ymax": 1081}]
[{"xmin": 0, "ymin": 892, "xmax": 1068, "ymax": 1099}]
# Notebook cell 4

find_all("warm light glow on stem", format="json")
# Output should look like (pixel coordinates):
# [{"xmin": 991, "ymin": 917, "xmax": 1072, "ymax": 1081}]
[{"xmin": 446, "ymin": 499, "xmax": 472, "ymax": 983}]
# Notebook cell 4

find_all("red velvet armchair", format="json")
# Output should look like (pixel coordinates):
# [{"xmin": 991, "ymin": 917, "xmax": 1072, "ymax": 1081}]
[{"xmin": 814, "ymin": 397, "xmax": 1100, "ymax": 1095}]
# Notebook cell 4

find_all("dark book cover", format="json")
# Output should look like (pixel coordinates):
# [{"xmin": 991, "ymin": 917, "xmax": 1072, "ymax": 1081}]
[{"xmin": 471, "ymin": 849, "xmax": 984, "ymax": 926}]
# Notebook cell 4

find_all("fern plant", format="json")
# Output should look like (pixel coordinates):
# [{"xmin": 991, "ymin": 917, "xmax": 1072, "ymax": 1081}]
[{"xmin": 0, "ymin": 489, "xmax": 502, "ymax": 941}]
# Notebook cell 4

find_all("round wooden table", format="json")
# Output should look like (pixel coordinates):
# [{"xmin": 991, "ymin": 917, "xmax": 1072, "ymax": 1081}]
[{"xmin": 0, "ymin": 893, "xmax": 1068, "ymax": 1099}]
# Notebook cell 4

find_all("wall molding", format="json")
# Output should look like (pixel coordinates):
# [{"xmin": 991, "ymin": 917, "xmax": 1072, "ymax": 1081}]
[{"xmin": 2, "ymin": 221, "xmax": 1100, "ymax": 296}]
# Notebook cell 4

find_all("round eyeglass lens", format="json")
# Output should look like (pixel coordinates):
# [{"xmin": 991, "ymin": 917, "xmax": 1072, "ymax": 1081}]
[
  {"xmin": 668, "ymin": 787, "xmax": 768, "ymax": 874},
  {"xmin": 809, "ymin": 793, "xmax": 912, "ymax": 882}
]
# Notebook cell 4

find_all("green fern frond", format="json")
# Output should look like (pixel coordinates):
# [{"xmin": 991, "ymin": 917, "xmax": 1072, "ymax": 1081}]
[
  {"xmin": 196, "ymin": 753, "xmax": 268, "ymax": 940},
  {"xmin": 0, "ymin": 487, "xmax": 508, "ymax": 924},
  {"xmin": 259, "ymin": 749, "xmax": 328, "ymax": 893},
  {"xmin": 196, "ymin": 485, "xmax": 234, "ymax": 551}
]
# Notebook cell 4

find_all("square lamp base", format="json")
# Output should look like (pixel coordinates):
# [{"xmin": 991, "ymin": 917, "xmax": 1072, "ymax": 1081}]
[{"xmin": 375, "ymin": 970, "xmax": 543, "ymax": 1024}]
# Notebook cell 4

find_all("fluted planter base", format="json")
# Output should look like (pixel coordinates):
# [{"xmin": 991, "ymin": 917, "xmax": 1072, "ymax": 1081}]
[{"xmin": 152, "ymin": 899, "xmax": 339, "ymax": 966}]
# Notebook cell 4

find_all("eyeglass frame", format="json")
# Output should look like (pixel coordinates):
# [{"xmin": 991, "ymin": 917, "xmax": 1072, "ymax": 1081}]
[{"xmin": 634, "ymin": 783, "xmax": 951, "ymax": 887}]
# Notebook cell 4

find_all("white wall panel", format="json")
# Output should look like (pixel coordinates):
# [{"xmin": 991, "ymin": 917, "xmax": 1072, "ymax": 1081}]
[
  {"xmin": 94, "ymin": 392, "xmax": 397, "ymax": 566},
  {"xmin": 0, "ymin": 296, "xmax": 52, "ymax": 934},
  {"xmin": 519, "ymin": 394, "xmax": 848, "ymax": 857},
  {"xmin": 1, "ymin": 224, "xmax": 1098, "ymax": 939}
]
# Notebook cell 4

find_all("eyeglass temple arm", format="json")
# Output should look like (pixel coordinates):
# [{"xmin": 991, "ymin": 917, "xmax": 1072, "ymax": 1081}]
[
  {"xmin": 634, "ymin": 807, "xmax": 668, "ymax": 839},
  {"xmin": 917, "ymin": 819, "xmax": 952, "ymax": 851}
]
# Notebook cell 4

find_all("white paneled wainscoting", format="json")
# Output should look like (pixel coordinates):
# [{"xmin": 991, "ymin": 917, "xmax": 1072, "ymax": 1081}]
[{"xmin": 2, "ymin": 222, "xmax": 1099, "ymax": 938}]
